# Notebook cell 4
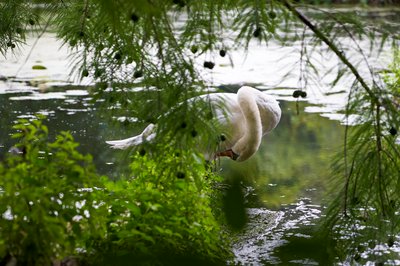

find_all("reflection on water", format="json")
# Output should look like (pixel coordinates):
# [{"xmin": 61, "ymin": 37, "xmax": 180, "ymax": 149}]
[
  {"xmin": 222, "ymin": 100, "xmax": 400, "ymax": 265},
  {"xmin": 233, "ymin": 200, "xmax": 329, "ymax": 265},
  {"xmin": 0, "ymin": 87, "xmax": 119, "ymax": 177},
  {"xmin": 220, "ymin": 101, "xmax": 344, "ymax": 208},
  {"xmin": 219, "ymin": 101, "xmax": 344, "ymax": 264}
]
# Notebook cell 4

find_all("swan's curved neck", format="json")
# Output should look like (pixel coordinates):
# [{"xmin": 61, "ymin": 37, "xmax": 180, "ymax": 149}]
[{"xmin": 232, "ymin": 87, "xmax": 262, "ymax": 161}]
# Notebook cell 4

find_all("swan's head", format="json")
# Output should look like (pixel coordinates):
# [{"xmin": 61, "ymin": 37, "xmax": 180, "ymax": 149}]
[{"xmin": 212, "ymin": 86, "xmax": 281, "ymax": 162}]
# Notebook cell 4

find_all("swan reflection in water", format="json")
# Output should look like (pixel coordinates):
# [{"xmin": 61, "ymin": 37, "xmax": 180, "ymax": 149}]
[{"xmin": 106, "ymin": 86, "xmax": 281, "ymax": 162}]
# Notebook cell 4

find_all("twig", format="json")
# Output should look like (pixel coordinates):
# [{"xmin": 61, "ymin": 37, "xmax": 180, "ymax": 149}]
[{"xmin": 375, "ymin": 103, "xmax": 387, "ymax": 215}]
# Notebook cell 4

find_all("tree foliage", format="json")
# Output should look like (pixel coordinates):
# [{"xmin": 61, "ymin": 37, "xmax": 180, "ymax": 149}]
[{"xmin": 323, "ymin": 50, "xmax": 400, "ymax": 264}]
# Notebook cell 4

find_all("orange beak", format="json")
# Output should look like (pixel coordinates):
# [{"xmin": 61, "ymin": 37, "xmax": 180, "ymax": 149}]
[{"xmin": 216, "ymin": 149, "xmax": 239, "ymax": 161}]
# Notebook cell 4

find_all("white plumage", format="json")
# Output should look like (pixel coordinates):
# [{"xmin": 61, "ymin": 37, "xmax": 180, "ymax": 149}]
[{"xmin": 106, "ymin": 86, "xmax": 281, "ymax": 162}]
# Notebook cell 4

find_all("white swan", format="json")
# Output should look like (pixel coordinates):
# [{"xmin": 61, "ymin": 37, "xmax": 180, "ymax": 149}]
[{"xmin": 106, "ymin": 86, "xmax": 281, "ymax": 162}]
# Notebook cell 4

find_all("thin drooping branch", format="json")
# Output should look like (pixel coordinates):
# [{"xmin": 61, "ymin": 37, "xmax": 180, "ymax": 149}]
[
  {"xmin": 342, "ymin": 80, "xmax": 356, "ymax": 216},
  {"xmin": 14, "ymin": 16, "xmax": 53, "ymax": 77},
  {"xmin": 282, "ymin": 0, "xmax": 379, "ymax": 103},
  {"xmin": 375, "ymin": 103, "xmax": 387, "ymax": 215}
]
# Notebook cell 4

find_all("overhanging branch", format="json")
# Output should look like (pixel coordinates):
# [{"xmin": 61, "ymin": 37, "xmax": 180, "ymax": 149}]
[{"xmin": 282, "ymin": 0, "xmax": 379, "ymax": 103}]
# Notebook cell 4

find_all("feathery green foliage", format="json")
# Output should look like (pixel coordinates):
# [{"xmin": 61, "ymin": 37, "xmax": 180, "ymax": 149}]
[{"xmin": 324, "ymin": 50, "xmax": 400, "ymax": 263}]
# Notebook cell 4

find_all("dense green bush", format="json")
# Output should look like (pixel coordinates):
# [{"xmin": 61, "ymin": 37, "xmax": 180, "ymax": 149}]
[
  {"xmin": 0, "ymin": 117, "xmax": 232, "ymax": 265},
  {"xmin": 89, "ymin": 147, "xmax": 232, "ymax": 265},
  {"xmin": 0, "ymin": 117, "xmax": 107, "ymax": 265}
]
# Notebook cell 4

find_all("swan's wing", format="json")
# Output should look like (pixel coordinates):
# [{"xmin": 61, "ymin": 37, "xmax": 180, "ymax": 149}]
[
  {"xmin": 106, "ymin": 124, "xmax": 156, "ymax": 149},
  {"xmin": 203, "ymin": 93, "xmax": 246, "ymax": 152},
  {"xmin": 256, "ymin": 93, "xmax": 281, "ymax": 135},
  {"xmin": 202, "ymin": 93, "xmax": 240, "ymax": 122},
  {"xmin": 106, "ymin": 136, "xmax": 143, "ymax": 149}
]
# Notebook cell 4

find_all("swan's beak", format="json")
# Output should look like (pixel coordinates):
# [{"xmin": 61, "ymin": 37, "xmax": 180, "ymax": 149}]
[{"xmin": 216, "ymin": 149, "xmax": 240, "ymax": 161}]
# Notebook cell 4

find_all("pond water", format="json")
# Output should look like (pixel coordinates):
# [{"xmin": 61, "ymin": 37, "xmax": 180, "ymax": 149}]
[
  {"xmin": 220, "ymin": 100, "xmax": 344, "ymax": 265},
  {"xmin": 0, "ymin": 75, "xmax": 346, "ymax": 265},
  {"xmin": 1, "ymin": 8, "xmax": 400, "ymax": 265},
  {"xmin": 0, "ymin": 82, "xmax": 343, "ymax": 264}
]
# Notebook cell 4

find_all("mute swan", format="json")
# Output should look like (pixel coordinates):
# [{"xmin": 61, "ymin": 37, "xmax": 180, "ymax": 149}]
[{"xmin": 106, "ymin": 86, "xmax": 281, "ymax": 162}]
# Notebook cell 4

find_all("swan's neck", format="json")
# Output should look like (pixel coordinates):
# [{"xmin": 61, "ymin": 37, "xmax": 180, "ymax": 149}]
[{"xmin": 232, "ymin": 88, "xmax": 262, "ymax": 161}]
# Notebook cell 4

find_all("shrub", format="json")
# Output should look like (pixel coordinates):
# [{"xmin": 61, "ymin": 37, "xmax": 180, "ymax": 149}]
[
  {"xmin": 90, "ymin": 148, "xmax": 232, "ymax": 265},
  {"xmin": 0, "ymin": 117, "xmax": 232, "ymax": 265},
  {"xmin": 0, "ymin": 117, "xmax": 107, "ymax": 265}
]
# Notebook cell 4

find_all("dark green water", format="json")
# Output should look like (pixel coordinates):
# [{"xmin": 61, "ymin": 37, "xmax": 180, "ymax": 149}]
[
  {"xmin": 220, "ymin": 100, "xmax": 344, "ymax": 265},
  {"xmin": 221, "ymin": 100, "xmax": 343, "ymax": 209},
  {"xmin": 0, "ymin": 88, "xmax": 117, "ymax": 177}
]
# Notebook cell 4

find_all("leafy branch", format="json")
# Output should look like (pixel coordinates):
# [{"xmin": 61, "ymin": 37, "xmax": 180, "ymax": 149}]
[{"xmin": 282, "ymin": 0, "xmax": 378, "ymax": 103}]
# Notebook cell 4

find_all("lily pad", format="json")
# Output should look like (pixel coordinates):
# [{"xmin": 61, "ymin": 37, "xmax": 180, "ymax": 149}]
[{"xmin": 32, "ymin": 65, "xmax": 47, "ymax": 70}]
